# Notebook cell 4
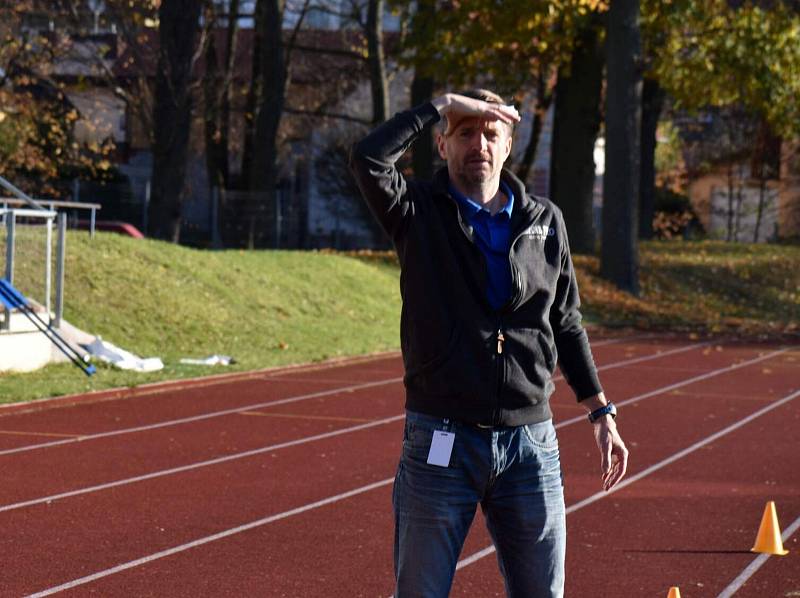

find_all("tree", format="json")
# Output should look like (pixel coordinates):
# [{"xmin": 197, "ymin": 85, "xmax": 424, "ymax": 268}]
[
  {"xmin": 396, "ymin": 0, "xmax": 607, "ymax": 251},
  {"xmin": 549, "ymin": 13, "xmax": 604, "ymax": 254},
  {"xmin": 404, "ymin": 0, "xmax": 435, "ymax": 180},
  {"xmin": 641, "ymin": 0, "xmax": 800, "ymax": 240},
  {"xmin": 246, "ymin": 0, "xmax": 287, "ymax": 194},
  {"xmin": 366, "ymin": 0, "xmax": 388, "ymax": 124},
  {"xmin": 148, "ymin": 0, "xmax": 204, "ymax": 242},
  {"xmin": 410, "ymin": 71, "xmax": 435, "ymax": 180},
  {"xmin": 202, "ymin": 0, "xmax": 241, "ymax": 247},
  {"xmin": 601, "ymin": 0, "xmax": 642, "ymax": 294},
  {"xmin": 637, "ymin": 76, "xmax": 664, "ymax": 239},
  {"xmin": 0, "ymin": 2, "xmax": 116, "ymax": 196},
  {"xmin": 203, "ymin": 0, "xmax": 240, "ymax": 193}
]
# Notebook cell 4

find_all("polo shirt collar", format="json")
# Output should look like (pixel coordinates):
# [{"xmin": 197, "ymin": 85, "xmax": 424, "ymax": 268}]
[{"xmin": 448, "ymin": 180, "xmax": 515, "ymax": 219}]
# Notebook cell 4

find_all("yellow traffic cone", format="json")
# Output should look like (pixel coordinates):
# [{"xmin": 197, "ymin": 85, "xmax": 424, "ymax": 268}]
[
  {"xmin": 667, "ymin": 587, "xmax": 681, "ymax": 598},
  {"xmin": 751, "ymin": 501, "xmax": 789, "ymax": 555}
]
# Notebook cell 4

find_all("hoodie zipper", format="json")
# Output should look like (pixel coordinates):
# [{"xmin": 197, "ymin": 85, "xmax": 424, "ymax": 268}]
[{"xmin": 450, "ymin": 190, "xmax": 545, "ymax": 424}]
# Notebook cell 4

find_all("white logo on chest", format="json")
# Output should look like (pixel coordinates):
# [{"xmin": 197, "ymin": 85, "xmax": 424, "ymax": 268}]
[{"xmin": 524, "ymin": 225, "xmax": 556, "ymax": 242}]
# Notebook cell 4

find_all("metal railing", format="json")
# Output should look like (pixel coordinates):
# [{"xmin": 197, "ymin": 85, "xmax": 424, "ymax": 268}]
[
  {"xmin": 1, "ymin": 208, "xmax": 64, "ymax": 331},
  {"xmin": 0, "ymin": 175, "xmax": 99, "ymax": 333},
  {"xmin": 0, "ymin": 198, "xmax": 102, "ymax": 237}
]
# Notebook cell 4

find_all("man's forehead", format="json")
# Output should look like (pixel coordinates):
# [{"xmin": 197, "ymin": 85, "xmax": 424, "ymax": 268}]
[{"xmin": 448, "ymin": 115, "xmax": 507, "ymax": 135}]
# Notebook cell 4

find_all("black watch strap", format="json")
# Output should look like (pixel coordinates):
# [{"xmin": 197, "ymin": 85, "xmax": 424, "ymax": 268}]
[{"xmin": 588, "ymin": 402, "xmax": 617, "ymax": 423}]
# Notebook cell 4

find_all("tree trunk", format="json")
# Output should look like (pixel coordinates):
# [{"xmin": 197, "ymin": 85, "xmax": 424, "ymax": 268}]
[
  {"xmin": 638, "ymin": 76, "xmax": 664, "ymax": 240},
  {"xmin": 601, "ymin": 0, "xmax": 642, "ymax": 294},
  {"xmin": 203, "ymin": 5, "xmax": 227, "ymax": 191},
  {"xmin": 203, "ymin": 0, "xmax": 238, "ymax": 247},
  {"xmin": 734, "ymin": 164, "xmax": 744, "ymax": 240},
  {"xmin": 366, "ymin": 0, "xmax": 389, "ymax": 124},
  {"xmin": 221, "ymin": 0, "xmax": 240, "ymax": 181},
  {"xmin": 250, "ymin": 0, "xmax": 286, "ymax": 192},
  {"xmin": 411, "ymin": 71, "xmax": 434, "ymax": 180},
  {"xmin": 753, "ymin": 176, "xmax": 767, "ymax": 243},
  {"xmin": 726, "ymin": 161, "xmax": 735, "ymax": 241},
  {"xmin": 549, "ymin": 19, "xmax": 604, "ymax": 254},
  {"xmin": 241, "ymin": 0, "xmax": 265, "ymax": 190},
  {"xmin": 148, "ymin": 0, "xmax": 202, "ymax": 242},
  {"xmin": 515, "ymin": 72, "xmax": 553, "ymax": 187},
  {"xmin": 248, "ymin": 0, "xmax": 287, "ymax": 248}
]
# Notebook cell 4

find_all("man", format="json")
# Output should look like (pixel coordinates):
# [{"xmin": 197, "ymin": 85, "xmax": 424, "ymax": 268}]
[{"xmin": 350, "ymin": 90, "xmax": 629, "ymax": 597}]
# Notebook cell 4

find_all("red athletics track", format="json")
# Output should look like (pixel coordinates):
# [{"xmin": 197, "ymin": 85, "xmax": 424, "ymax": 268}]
[{"xmin": 0, "ymin": 334, "xmax": 797, "ymax": 597}]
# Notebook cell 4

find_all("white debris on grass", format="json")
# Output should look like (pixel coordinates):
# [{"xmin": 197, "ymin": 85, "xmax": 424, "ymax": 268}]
[
  {"xmin": 84, "ymin": 337, "xmax": 164, "ymax": 372},
  {"xmin": 179, "ymin": 355, "xmax": 236, "ymax": 366}
]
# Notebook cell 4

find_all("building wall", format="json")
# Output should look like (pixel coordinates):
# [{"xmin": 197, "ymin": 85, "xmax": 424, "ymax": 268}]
[
  {"xmin": 779, "ymin": 141, "xmax": 800, "ymax": 240},
  {"xmin": 687, "ymin": 158, "xmax": 800, "ymax": 241}
]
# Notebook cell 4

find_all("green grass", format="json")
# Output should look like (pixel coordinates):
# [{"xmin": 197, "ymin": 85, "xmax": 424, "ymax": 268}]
[
  {"xmin": 1, "ymin": 234, "xmax": 797, "ymax": 405},
  {"xmin": 0, "ymin": 232, "xmax": 401, "ymax": 403},
  {"xmin": 574, "ymin": 240, "xmax": 799, "ymax": 336}
]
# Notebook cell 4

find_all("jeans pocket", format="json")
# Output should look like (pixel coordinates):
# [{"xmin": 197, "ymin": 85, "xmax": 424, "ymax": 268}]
[
  {"xmin": 402, "ymin": 412, "xmax": 441, "ymax": 461},
  {"xmin": 523, "ymin": 420, "xmax": 559, "ymax": 451}
]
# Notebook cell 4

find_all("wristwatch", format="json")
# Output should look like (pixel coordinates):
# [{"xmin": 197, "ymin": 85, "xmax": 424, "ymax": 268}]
[{"xmin": 587, "ymin": 402, "xmax": 617, "ymax": 423}]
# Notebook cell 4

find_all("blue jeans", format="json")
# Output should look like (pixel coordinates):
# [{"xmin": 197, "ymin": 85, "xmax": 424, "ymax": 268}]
[{"xmin": 393, "ymin": 411, "xmax": 566, "ymax": 598}]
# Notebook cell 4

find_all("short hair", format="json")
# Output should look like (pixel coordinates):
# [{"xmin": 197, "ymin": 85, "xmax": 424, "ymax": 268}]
[{"xmin": 441, "ymin": 88, "xmax": 515, "ymax": 137}]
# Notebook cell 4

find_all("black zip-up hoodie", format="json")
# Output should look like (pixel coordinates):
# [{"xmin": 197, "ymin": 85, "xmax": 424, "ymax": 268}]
[{"xmin": 350, "ymin": 102, "xmax": 603, "ymax": 426}]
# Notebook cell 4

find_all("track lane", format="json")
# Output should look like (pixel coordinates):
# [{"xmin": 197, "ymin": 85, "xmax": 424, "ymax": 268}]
[
  {"xmin": 450, "ymin": 353, "xmax": 800, "ymax": 595},
  {"xmin": 0, "ymin": 340, "xmax": 706, "ymax": 503},
  {"xmin": 0, "ymin": 337, "xmax": 679, "ymax": 453},
  {"xmin": 9, "ymin": 350, "xmax": 796, "ymax": 596},
  {"xmin": 29, "ymin": 352, "xmax": 798, "ymax": 598}
]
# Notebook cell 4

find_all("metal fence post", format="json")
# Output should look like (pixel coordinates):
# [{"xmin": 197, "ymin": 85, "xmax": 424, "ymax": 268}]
[
  {"xmin": 2, "ymin": 211, "xmax": 15, "ymax": 331},
  {"xmin": 143, "ymin": 179, "xmax": 150, "ymax": 235},
  {"xmin": 211, "ymin": 186, "xmax": 221, "ymax": 249},
  {"xmin": 54, "ymin": 212, "xmax": 66, "ymax": 329},
  {"xmin": 275, "ymin": 188, "xmax": 282, "ymax": 249},
  {"xmin": 45, "ymin": 213, "xmax": 53, "ymax": 320},
  {"xmin": 5, "ymin": 210, "xmax": 14, "ymax": 283}
]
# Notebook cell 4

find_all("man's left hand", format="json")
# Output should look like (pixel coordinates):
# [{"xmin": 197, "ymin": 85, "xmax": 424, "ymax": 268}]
[{"xmin": 592, "ymin": 417, "xmax": 629, "ymax": 491}]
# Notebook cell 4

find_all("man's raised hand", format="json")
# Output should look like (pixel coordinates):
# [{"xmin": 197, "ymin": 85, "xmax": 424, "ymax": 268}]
[{"xmin": 431, "ymin": 93, "xmax": 521, "ymax": 136}]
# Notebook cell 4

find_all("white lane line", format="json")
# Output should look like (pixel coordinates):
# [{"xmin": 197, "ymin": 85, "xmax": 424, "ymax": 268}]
[
  {"xmin": 590, "ymin": 334, "xmax": 650, "ymax": 346},
  {"xmin": 27, "ymin": 389, "xmax": 800, "ymax": 598},
  {"xmin": 588, "ymin": 340, "xmax": 711, "ymax": 373},
  {"xmin": 0, "ymin": 376, "xmax": 403, "ymax": 457},
  {"xmin": 555, "ymin": 348, "xmax": 786, "ymax": 428},
  {"xmin": 24, "ymin": 477, "xmax": 397, "ymax": 598},
  {"xmin": 717, "ymin": 513, "xmax": 800, "ymax": 598},
  {"xmin": 0, "ymin": 339, "xmax": 698, "ymax": 458},
  {"xmin": 0, "ymin": 342, "xmax": 705, "ymax": 512},
  {"xmin": 0, "ymin": 415, "xmax": 404, "ymax": 514},
  {"xmin": 0, "ymin": 344, "xmax": 771, "ymax": 514},
  {"xmin": 455, "ymin": 387, "xmax": 800, "ymax": 572}
]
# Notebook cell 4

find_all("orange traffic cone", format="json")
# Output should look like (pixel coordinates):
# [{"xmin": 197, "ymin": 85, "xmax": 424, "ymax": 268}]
[
  {"xmin": 751, "ymin": 501, "xmax": 789, "ymax": 555},
  {"xmin": 667, "ymin": 587, "xmax": 681, "ymax": 598}
]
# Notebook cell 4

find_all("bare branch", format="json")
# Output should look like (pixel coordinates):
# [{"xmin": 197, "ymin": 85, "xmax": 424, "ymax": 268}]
[
  {"xmin": 284, "ymin": 106, "xmax": 371, "ymax": 124},
  {"xmin": 285, "ymin": 0, "xmax": 313, "ymax": 69},
  {"xmin": 289, "ymin": 43, "xmax": 366, "ymax": 60}
]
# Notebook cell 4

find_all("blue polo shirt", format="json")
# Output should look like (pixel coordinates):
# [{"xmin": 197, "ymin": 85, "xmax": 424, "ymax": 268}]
[{"xmin": 449, "ymin": 181, "xmax": 515, "ymax": 310}]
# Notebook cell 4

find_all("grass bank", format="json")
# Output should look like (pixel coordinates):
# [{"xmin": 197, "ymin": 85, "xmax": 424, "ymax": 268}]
[
  {"xmin": 1, "ymin": 234, "xmax": 797, "ymax": 404},
  {"xmin": 574, "ymin": 241, "xmax": 799, "ymax": 336},
  {"xmin": 1, "ymin": 233, "xmax": 401, "ymax": 403}
]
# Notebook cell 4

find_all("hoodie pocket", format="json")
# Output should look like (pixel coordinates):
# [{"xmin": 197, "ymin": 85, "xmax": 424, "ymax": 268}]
[
  {"xmin": 536, "ymin": 331, "xmax": 556, "ymax": 372},
  {"xmin": 404, "ymin": 325, "xmax": 460, "ymax": 380}
]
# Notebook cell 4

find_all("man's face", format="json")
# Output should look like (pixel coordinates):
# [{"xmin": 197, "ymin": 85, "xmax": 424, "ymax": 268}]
[{"xmin": 437, "ymin": 116, "xmax": 513, "ymax": 189}]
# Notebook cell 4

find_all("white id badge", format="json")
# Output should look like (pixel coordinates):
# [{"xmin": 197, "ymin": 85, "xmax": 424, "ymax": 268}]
[{"xmin": 427, "ymin": 430, "xmax": 455, "ymax": 467}]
